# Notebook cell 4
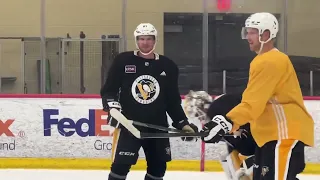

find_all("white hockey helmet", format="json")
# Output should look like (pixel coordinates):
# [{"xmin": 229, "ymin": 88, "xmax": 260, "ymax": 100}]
[
  {"xmin": 134, "ymin": 23, "xmax": 158, "ymax": 55},
  {"xmin": 241, "ymin": 12, "xmax": 279, "ymax": 44}
]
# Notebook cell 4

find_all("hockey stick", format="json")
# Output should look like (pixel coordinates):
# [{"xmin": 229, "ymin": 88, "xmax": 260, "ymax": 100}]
[
  {"xmin": 140, "ymin": 131, "xmax": 209, "ymax": 139},
  {"xmin": 131, "ymin": 119, "xmax": 243, "ymax": 136},
  {"xmin": 109, "ymin": 108, "xmax": 141, "ymax": 138},
  {"xmin": 133, "ymin": 120, "xmax": 236, "ymax": 142},
  {"xmin": 109, "ymin": 109, "xmax": 209, "ymax": 139},
  {"xmin": 130, "ymin": 120, "xmax": 182, "ymax": 133}
]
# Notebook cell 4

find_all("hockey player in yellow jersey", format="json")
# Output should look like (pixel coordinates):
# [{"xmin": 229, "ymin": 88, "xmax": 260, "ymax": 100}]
[{"xmin": 200, "ymin": 12, "xmax": 314, "ymax": 180}]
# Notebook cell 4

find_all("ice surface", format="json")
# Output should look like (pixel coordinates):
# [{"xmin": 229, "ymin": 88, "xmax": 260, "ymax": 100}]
[{"xmin": 0, "ymin": 169, "xmax": 318, "ymax": 180}]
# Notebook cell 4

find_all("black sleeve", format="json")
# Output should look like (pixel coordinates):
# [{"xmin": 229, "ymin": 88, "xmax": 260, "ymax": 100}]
[
  {"xmin": 100, "ymin": 55, "xmax": 123, "ymax": 102},
  {"xmin": 165, "ymin": 61, "xmax": 188, "ymax": 129},
  {"xmin": 207, "ymin": 94, "xmax": 242, "ymax": 119}
]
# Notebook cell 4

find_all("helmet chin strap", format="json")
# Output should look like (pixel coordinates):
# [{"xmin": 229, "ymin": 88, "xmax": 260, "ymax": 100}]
[
  {"xmin": 257, "ymin": 36, "xmax": 271, "ymax": 54},
  {"xmin": 138, "ymin": 46, "xmax": 156, "ymax": 56},
  {"xmin": 257, "ymin": 42, "xmax": 265, "ymax": 55}
]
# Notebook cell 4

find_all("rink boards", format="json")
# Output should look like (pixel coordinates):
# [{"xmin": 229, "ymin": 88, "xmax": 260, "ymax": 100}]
[{"xmin": 0, "ymin": 94, "xmax": 319, "ymax": 174}]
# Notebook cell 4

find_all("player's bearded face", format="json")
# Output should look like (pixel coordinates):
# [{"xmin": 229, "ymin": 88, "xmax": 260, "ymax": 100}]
[
  {"xmin": 246, "ymin": 28, "xmax": 260, "ymax": 52},
  {"xmin": 137, "ymin": 36, "xmax": 156, "ymax": 54}
]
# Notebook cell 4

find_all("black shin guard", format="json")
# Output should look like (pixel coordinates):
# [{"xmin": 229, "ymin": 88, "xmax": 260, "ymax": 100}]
[
  {"xmin": 145, "ymin": 174, "xmax": 163, "ymax": 180},
  {"xmin": 108, "ymin": 163, "xmax": 132, "ymax": 180},
  {"xmin": 144, "ymin": 161, "xmax": 166, "ymax": 180}
]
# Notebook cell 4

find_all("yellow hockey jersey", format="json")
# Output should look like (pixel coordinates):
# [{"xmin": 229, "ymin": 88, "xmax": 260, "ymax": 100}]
[{"xmin": 226, "ymin": 48, "xmax": 314, "ymax": 147}]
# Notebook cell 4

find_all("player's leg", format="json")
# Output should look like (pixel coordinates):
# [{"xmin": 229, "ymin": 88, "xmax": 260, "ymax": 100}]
[
  {"xmin": 252, "ymin": 145, "xmax": 262, "ymax": 180},
  {"xmin": 108, "ymin": 128, "xmax": 141, "ymax": 180},
  {"xmin": 142, "ymin": 138, "xmax": 171, "ymax": 180},
  {"xmin": 256, "ymin": 139, "xmax": 305, "ymax": 180},
  {"xmin": 239, "ymin": 154, "xmax": 255, "ymax": 180},
  {"xmin": 224, "ymin": 123, "xmax": 257, "ymax": 157},
  {"xmin": 282, "ymin": 141, "xmax": 305, "ymax": 180},
  {"xmin": 220, "ymin": 146, "xmax": 255, "ymax": 180},
  {"xmin": 219, "ymin": 124, "xmax": 256, "ymax": 180}
]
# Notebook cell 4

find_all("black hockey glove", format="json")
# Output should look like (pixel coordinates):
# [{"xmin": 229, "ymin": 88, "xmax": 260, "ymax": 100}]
[
  {"xmin": 102, "ymin": 97, "xmax": 122, "ymax": 128},
  {"xmin": 200, "ymin": 115, "xmax": 233, "ymax": 143},
  {"xmin": 181, "ymin": 123, "xmax": 199, "ymax": 142},
  {"xmin": 172, "ymin": 120, "xmax": 199, "ymax": 142},
  {"xmin": 173, "ymin": 119, "xmax": 190, "ymax": 131}
]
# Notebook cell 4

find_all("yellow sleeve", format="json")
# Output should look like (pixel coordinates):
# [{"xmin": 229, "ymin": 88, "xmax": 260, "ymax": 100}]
[{"xmin": 227, "ymin": 57, "xmax": 286, "ymax": 127}]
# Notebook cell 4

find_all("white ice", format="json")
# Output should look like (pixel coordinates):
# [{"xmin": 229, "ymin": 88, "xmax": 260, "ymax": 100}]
[{"xmin": 0, "ymin": 169, "xmax": 319, "ymax": 180}]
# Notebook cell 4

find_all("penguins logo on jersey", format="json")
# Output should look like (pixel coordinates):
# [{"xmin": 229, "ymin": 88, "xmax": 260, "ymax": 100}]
[{"xmin": 131, "ymin": 75, "xmax": 160, "ymax": 104}]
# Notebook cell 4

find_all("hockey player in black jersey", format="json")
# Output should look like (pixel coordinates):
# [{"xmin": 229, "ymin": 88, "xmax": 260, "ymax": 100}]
[
  {"xmin": 183, "ymin": 91, "xmax": 257, "ymax": 180},
  {"xmin": 100, "ymin": 23, "xmax": 198, "ymax": 180}
]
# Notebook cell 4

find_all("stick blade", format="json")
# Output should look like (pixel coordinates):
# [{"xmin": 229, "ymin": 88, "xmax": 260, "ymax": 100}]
[{"xmin": 109, "ymin": 109, "xmax": 141, "ymax": 139}]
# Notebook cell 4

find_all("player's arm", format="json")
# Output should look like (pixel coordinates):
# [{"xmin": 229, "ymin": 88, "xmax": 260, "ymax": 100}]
[
  {"xmin": 227, "ymin": 58, "xmax": 287, "ymax": 131},
  {"xmin": 165, "ymin": 62, "xmax": 189, "ymax": 129},
  {"xmin": 201, "ymin": 58, "xmax": 287, "ymax": 143},
  {"xmin": 100, "ymin": 55, "xmax": 123, "ymax": 102},
  {"xmin": 100, "ymin": 55, "xmax": 123, "ymax": 127},
  {"xmin": 164, "ymin": 61, "xmax": 198, "ymax": 140}
]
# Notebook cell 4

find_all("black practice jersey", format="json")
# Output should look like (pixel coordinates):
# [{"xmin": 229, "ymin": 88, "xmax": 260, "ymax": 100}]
[
  {"xmin": 207, "ymin": 93, "xmax": 251, "ymax": 138},
  {"xmin": 207, "ymin": 93, "xmax": 256, "ymax": 155},
  {"xmin": 207, "ymin": 94, "xmax": 242, "ymax": 120},
  {"xmin": 100, "ymin": 51, "xmax": 187, "ymax": 130}
]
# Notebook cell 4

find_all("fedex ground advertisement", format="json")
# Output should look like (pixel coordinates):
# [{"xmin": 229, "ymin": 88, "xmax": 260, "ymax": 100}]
[
  {"xmin": 0, "ymin": 97, "xmax": 318, "ymax": 163},
  {"xmin": 0, "ymin": 98, "xmax": 202, "ymax": 160},
  {"xmin": 43, "ymin": 109, "xmax": 114, "ymax": 151},
  {"xmin": 0, "ymin": 98, "xmax": 118, "ymax": 158},
  {"xmin": 0, "ymin": 119, "xmax": 26, "ymax": 151},
  {"xmin": 40, "ymin": 105, "xmax": 117, "ymax": 158}
]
